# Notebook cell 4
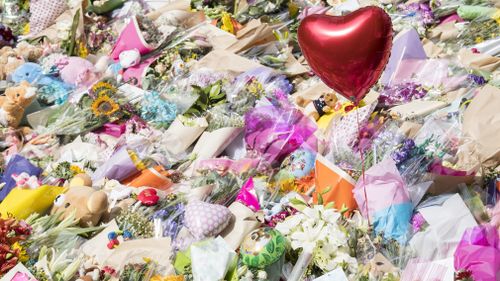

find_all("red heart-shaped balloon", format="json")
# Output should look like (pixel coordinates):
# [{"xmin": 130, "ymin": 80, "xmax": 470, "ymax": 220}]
[{"xmin": 298, "ymin": 7, "xmax": 393, "ymax": 104}]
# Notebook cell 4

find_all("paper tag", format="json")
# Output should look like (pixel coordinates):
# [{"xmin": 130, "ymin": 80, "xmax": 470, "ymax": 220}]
[{"xmin": 313, "ymin": 268, "xmax": 349, "ymax": 281}]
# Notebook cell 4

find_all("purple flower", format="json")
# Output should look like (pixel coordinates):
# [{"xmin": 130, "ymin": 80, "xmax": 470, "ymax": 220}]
[
  {"xmin": 467, "ymin": 74, "xmax": 486, "ymax": 85},
  {"xmin": 398, "ymin": 2, "xmax": 434, "ymax": 25},
  {"xmin": 379, "ymin": 82, "xmax": 428, "ymax": 107},
  {"xmin": 391, "ymin": 138, "xmax": 416, "ymax": 165},
  {"xmin": 411, "ymin": 213, "xmax": 426, "ymax": 232}
]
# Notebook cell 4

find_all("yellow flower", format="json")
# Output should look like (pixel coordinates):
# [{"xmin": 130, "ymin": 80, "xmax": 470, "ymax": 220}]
[
  {"xmin": 11, "ymin": 242, "xmax": 29, "ymax": 262},
  {"xmin": 91, "ymin": 95, "xmax": 120, "ymax": 117},
  {"xmin": 22, "ymin": 23, "xmax": 30, "ymax": 35},
  {"xmin": 221, "ymin": 12, "xmax": 235, "ymax": 34},
  {"xmin": 279, "ymin": 178, "xmax": 296, "ymax": 193},
  {"xmin": 92, "ymin": 81, "xmax": 113, "ymax": 91},
  {"xmin": 92, "ymin": 81, "xmax": 117, "ymax": 96},
  {"xmin": 475, "ymin": 36, "xmax": 484, "ymax": 44},
  {"xmin": 70, "ymin": 165, "xmax": 84, "ymax": 175},
  {"xmin": 78, "ymin": 41, "xmax": 88, "ymax": 58}
]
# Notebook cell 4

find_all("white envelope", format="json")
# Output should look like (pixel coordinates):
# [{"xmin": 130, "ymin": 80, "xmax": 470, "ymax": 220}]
[{"xmin": 409, "ymin": 194, "xmax": 477, "ymax": 260}]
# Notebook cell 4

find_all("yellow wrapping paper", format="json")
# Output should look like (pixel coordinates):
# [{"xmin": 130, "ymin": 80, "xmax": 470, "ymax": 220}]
[{"xmin": 0, "ymin": 185, "xmax": 67, "ymax": 219}]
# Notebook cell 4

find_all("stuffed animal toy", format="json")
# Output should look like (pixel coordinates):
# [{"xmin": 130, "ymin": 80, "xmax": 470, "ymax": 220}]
[
  {"xmin": 55, "ymin": 56, "xmax": 98, "ymax": 87},
  {"xmin": 51, "ymin": 174, "xmax": 109, "ymax": 227},
  {"xmin": 12, "ymin": 62, "xmax": 54, "ymax": 85},
  {"xmin": 0, "ymin": 48, "xmax": 24, "ymax": 80},
  {"xmin": 0, "ymin": 42, "xmax": 44, "ymax": 80},
  {"xmin": 0, "ymin": 81, "xmax": 37, "ymax": 128},
  {"xmin": 302, "ymin": 92, "xmax": 339, "ymax": 120},
  {"xmin": 12, "ymin": 62, "xmax": 72, "ymax": 104},
  {"xmin": 13, "ymin": 41, "xmax": 43, "ymax": 61},
  {"xmin": 106, "ymin": 49, "xmax": 141, "ymax": 83}
]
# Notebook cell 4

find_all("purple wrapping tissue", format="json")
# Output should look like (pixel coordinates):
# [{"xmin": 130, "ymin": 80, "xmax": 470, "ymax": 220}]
[
  {"xmin": 0, "ymin": 154, "xmax": 43, "ymax": 201},
  {"xmin": 380, "ymin": 28, "xmax": 428, "ymax": 85},
  {"xmin": 91, "ymin": 147, "xmax": 140, "ymax": 182}
]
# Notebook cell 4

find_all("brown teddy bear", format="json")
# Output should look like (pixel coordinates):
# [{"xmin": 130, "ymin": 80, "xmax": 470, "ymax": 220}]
[
  {"xmin": 51, "ymin": 174, "xmax": 109, "ymax": 227},
  {"xmin": 14, "ymin": 41, "xmax": 43, "ymax": 61},
  {"xmin": 302, "ymin": 92, "xmax": 339, "ymax": 120},
  {"xmin": 0, "ymin": 48, "xmax": 24, "ymax": 80},
  {"xmin": 0, "ymin": 81, "xmax": 37, "ymax": 128}
]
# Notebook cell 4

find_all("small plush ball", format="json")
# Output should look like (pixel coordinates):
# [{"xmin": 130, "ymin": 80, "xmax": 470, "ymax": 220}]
[
  {"xmin": 107, "ymin": 231, "xmax": 118, "ymax": 240},
  {"xmin": 240, "ymin": 228, "xmax": 286, "ymax": 268},
  {"xmin": 123, "ymin": 230, "xmax": 133, "ymax": 240}
]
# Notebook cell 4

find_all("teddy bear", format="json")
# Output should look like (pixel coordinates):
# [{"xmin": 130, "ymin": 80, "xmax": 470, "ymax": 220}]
[
  {"xmin": 51, "ymin": 174, "xmax": 109, "ymax": 227},
  {"xmin": 0, "ymin": 81, "xmax": 37, "ymax": 128},
  {"xmin": 0, "ymin": 48, "xmax": 24, "ymax": 80},
  {"xmin": 301, "ymin": 92, "xmax": 339, "ymax": 120},
  {"xmin": 0, "ymin": 42, "xmax": 43, "ymax": 80},
  {"xmin": 12, "ymin": 41, "xmax": 43, "ymax": 62}
]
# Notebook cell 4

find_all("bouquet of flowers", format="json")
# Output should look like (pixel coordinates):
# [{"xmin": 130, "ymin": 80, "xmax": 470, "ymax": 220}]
[
  {"xmin": 0, "ymin": 217, "xmax": 31, "ymax": 276},
  {"xmin": 275, "ymin": 201, "xmax": 369, "ymax": 280}
]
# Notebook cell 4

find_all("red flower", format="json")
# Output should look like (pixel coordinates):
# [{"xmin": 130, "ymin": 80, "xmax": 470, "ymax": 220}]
[{"xmin": 455, "ymin": 269, "xmax": 473, "ymax": 280}]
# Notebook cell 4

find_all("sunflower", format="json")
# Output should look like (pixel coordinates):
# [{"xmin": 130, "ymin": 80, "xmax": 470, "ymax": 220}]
[
  {"xmin": 91, "ymin": 81, "xmax": 117, "ymax": 96},
  {"xmin": 91, "ymin": 95, "xmax": 120, "ymax": 117}
]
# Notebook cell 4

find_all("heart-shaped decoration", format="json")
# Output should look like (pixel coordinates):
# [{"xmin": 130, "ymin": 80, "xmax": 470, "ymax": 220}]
[
  {"xmin": 298, "ymin": 7, "xmax": 393, "ymax": 104},
  {"xmin": 184, "ymin": 200, "xmax": 232, "ymax": 239}
]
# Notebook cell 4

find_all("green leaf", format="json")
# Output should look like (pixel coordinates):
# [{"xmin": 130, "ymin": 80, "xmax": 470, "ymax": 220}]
[
  {"xmin": 325, "ymin": 202, "xmax": 335, "ymax": 209},
  {"xmin": 289, "ymin": 198, "xmax": 306, "ymax": 206},
  {"xmin": 320, "ymin": 185, "xmax": 332, "ymax": 196}
]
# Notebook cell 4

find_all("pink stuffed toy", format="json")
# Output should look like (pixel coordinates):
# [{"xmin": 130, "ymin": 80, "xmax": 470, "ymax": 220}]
[
  {"xmin": 55, "ymin": 56, "xmax": 98, "ymax": 87},
  {"xmin": 12, "ymin": 172, "xmax": 41, "ymax": 189}
]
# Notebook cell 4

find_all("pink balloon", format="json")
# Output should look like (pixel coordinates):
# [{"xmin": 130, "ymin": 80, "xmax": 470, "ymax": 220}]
[{"xmin": 298, "ymin": 7, "xmax": 393, "ymax": 104}]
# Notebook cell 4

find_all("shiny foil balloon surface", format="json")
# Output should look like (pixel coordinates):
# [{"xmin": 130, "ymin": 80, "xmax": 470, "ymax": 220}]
[{"xmin": 298, "ymin": 7, "xmax": 393, "ymax": 104}]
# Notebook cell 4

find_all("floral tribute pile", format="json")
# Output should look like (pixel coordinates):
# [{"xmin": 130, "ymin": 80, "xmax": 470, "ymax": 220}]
[{"xmin": 0, "ymin": 0, "xmax": 499, "ymax": 280}]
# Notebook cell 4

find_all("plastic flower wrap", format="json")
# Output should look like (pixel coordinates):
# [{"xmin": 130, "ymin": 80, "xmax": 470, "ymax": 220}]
[
  {"xmin": 454, "ymin": 225, "xmax": 500, "ymax": 281},
  {"xmin": 192, "ymin": 169, "xmax": 242, "ymax": 206},
  {"xmin": 183, "ymin": 80, "xmax": 227, "ymax": 118},
  {"xmin": 244, "ymin": 103, "xmax": 317, "ymax": 166}
]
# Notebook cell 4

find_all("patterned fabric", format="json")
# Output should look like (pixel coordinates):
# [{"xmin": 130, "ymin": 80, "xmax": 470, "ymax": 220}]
[
  {"xmin": 29, "ymin": 0, "xmax": 68, "ymax": 35},
  {"xmin": 184, "ymin": 200, "xmax": 231, "ymax": 240},
  {"xmin": 330, "ymin": 102, "xmax": 376, "ymax": 150}
]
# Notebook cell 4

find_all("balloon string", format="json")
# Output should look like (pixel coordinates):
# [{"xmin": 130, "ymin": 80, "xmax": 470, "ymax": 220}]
[{"xmin": 355, "ymin": 105, "xmax": 371, "ymax": 226}]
